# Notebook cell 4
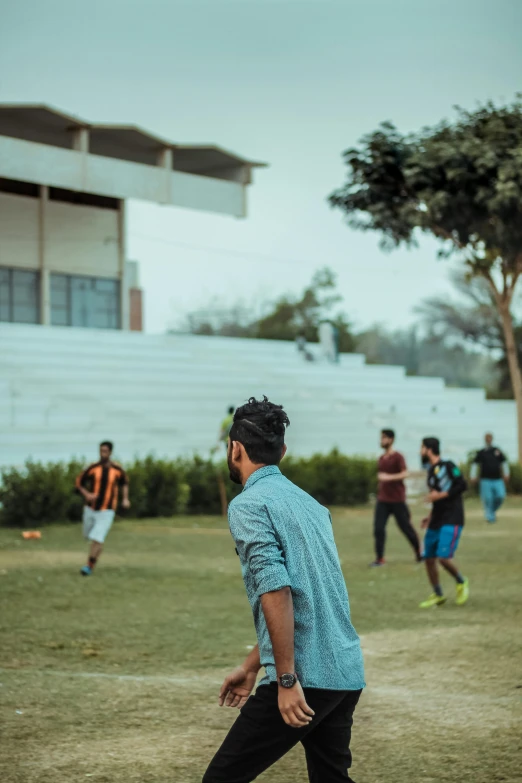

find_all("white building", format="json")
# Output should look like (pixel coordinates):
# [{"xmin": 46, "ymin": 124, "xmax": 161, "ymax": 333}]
[{"xmin": 0, "ymin": 104, "xmax": 264, "ymax": 330}]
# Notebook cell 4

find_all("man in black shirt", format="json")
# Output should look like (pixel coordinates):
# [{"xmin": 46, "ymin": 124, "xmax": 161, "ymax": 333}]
[
  {"xmin": 418, "ymin": 437, "xmax": 469, "ymax": 609},
  {"xmin": 471, "ymin": 433, "xmax": 510, "ymax": 524}
]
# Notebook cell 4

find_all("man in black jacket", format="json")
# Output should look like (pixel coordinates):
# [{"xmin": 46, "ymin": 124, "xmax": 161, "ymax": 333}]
[
  {"xmin": 470, "ymin": 433, "xmax": 510, "ymax": 523},
  {"xmin": 419, "ymin": 437, "xmax": 469, "ymax": 609}
]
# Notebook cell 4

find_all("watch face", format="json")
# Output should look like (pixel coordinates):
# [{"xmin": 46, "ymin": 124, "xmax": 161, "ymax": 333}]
[{"xmin": 280, "ymin": 673, "xmax": 296, "ymax": 689}]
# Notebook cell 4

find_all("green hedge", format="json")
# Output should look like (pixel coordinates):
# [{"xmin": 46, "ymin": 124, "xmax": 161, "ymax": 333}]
[
  {"xmin": 0, "ymin": 450, "xmax": 378, "ymax": 527},
  {"xmin": 2, "ymin": 452, "xmax": 520, "ymax": 528},
  {"xmin": 0, "ymin": 459, "xmax": 85, "ymax": 528},
  {"xmin": 460, "ymin": 461, "xmax": 522, "ymax": 495},
  {"xmin": 281, "ymin": 450, "xmax": 377, "ymax": 506}
]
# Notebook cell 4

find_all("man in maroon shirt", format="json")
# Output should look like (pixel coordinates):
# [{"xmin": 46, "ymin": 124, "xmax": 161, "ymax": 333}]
[{"xmin": 370, "ymin": 429, "xmax": 422, "ymax": 567}]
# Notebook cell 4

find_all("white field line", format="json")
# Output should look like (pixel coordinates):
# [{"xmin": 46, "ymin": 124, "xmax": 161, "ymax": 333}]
[
  {"xmin": 369, "ymin": 684, "xmax": 519, "ymax": 706},
  {"xmin": 0, "ymin": 668, "xmax": 222, "ymax": 686},
  {"xmin": 129, "ymin": 526, "xmax": 229, "ymax": 536},
  {"xmin": 1, "ymin": 669, "xmax": 519, "ymax": 708}
]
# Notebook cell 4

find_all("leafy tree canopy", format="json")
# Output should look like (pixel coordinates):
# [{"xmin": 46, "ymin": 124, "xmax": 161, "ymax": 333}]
[
  {"xmin": 329, "ymin": 96, "xmax": 522, "ymax": 458},
  {"xmin": 329, "ymin": 99, "xmax": 522, "ymax": 276}
]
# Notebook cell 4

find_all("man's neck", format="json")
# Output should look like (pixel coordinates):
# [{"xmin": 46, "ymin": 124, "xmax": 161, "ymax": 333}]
[
  {"xmin": 384, "ymin": 446, "xmax": 395, "ymax": 456},
  {"xmin": 430, "ymin": 455, "xmax": 441, "ymax": 466},
  {"xmin": 241, "ymin": 462, "xmax": 267, "ymax": 486}
]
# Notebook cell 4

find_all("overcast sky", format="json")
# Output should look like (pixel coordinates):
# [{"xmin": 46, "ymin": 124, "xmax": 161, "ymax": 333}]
[{"xmin": 1, "ymin": 0, "xmax": 521, "ymax": 333}]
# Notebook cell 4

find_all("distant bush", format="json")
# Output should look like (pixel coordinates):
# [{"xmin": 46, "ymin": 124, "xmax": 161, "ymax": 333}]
[
  {"xmin": 281, "ymin": 450, "xmax": 377, "ymax": 506},
  {"xmin": 460, "ymin": 460, "xmax": 522, "ymax": 495},
  {"xmin": 508, "ymin": 462, "xmax": 522, "ymax": 494},
  {"xmin": 0, "ymin": 459, "xmax": 84, "ymax": 528},
  {"xmin": 18, "ymin": 449, "xmax": 522, "ymax": 527},
  {"xmin": 125, "ymin": 456, "xmax": 190, "ymax": 518},
  {"xmin": 183, "ymin": 455, "xmax": 242, "ymax": 514}
]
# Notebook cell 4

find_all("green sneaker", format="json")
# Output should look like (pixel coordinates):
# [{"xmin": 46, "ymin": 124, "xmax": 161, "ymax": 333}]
[
  {"xmin": 455, "ymin": 578, "xmax": 469, "ymax": 606},
  {"xmin": 419, "ymin": 593, "xmax": 447, "ymax": 609}
]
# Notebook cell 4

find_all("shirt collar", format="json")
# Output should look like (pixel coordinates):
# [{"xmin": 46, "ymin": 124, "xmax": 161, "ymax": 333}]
[{"xmin": 244, "ymin": 464, "xmax": 281, "ymax": 490}]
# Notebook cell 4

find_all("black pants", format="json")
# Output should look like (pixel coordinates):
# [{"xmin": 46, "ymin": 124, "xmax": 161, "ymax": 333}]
[
  {"xmin": 203, "ymin": 683, "xmax": 362, "ymax": 783},
  {"xmin": 374, "ymin": 501, "xmax": 420, "ymax": 560}
]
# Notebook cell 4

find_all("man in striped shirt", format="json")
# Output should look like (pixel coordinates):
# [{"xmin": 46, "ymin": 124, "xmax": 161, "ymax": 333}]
[{"xmin": 75, "ymin": 441, "xmax": 130, "ymax": 576}]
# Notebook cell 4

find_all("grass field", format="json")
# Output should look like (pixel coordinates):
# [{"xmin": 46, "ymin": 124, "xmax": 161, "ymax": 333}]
[{"xmin": 1, "ymin": 498, "xmax": 521, "ymax": 783}]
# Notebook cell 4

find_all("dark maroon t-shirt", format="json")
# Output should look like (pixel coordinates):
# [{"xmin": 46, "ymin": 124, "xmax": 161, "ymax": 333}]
[{"xmin": 378, "ymin": 451, "xmax": 407, "ymax": 503}]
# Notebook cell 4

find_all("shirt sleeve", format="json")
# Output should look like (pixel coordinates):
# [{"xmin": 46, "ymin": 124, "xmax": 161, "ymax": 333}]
[
  {"xmin": 229, "ymin": 500, "xmax": 291, "ymax": 599},
  {"xmin": 470, "ymin": 451, "xmax": 481, "ymax": 479},
  {"xmin": 117, "ymin": 467, "xmax": 129, "ymax": 486},
  {"xmin": 445, "ymin": 462, "xmax": 468, "ymax": 499},
  {"xmin": 75, "ymin": 464, "xmax": 94, "ymax": 489},
  {"xmin": 397, "ymin": 453, "xmax": 407, "ymax": 472}
]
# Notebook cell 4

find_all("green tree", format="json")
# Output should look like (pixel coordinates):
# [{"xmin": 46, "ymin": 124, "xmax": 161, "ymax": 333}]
[
  {"xmin": 256, "ymin": 267, "xmax": 355, "ymax": 350},
  {"xmin": 415, "ymin": 271, "xmax": 522, "ymax": 397},
  {"xmin": 329, "ymin": 98, "xmax": 522, "ymax": 460},
  {"xmin": 178, "ymin": 268, "xmax": 356, "ymax": 352},
  {"xmin": 355, "ymin": 324, "xmax": 493, "ymax": 389}
]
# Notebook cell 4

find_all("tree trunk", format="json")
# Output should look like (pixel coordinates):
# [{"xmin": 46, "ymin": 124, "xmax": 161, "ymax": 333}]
[{"xmin": 498, "ymin": 300, "xmax": 522, "ymax": 463}]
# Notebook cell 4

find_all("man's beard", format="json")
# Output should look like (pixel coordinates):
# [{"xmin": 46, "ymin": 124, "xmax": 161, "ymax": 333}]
[
  {"xmin": 227, "ymin": 450, "xmax": 242, "ymax": 485},
  {"xmin": 228, "ymin": 460, "xmax": 242, "ymax": 485}
]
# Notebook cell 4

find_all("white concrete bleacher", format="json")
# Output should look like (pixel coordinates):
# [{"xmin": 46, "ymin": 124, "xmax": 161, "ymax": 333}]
[{"xmin": 0, "ymin": 322, "xmax": 516, "ymax": 468}]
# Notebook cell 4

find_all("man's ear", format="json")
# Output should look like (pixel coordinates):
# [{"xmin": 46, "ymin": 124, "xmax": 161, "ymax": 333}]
[
  {"xmin": 230, "ymin": 440, "xmax": 243, "ymax": 461},
  {"xmin": 280, "ymin": 444, "xmax": 288, "ymax": 461}
]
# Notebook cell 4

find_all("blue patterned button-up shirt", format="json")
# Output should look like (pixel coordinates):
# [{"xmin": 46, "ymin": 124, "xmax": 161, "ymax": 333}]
[{"xmin": 228, "ymin": 465, "xmax": 365, "ymax": 691}]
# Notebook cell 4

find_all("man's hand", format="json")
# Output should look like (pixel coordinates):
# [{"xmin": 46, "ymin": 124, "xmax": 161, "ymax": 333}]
[
  {"xmin": 425, "ymin": 490, "xmax": 447, "ymax": 503},
  {"xmin": 83, "ymin": 491, "xmax": 97, "ymax": 504},
  {"xmin": 421, "ymin": 516, "xmax": 430, "ymax": 529},
  {"xmin": 278, "ymin": 681, "xmax": 315, "ymax": 728},
  {"xmin": 219, "ymin": 666, "xmax": 257, "ymax": 709},
  {"xmin": 121, "ymin": 498, "xmax": 131, "ymax": 510},
  {"xmin": 378, "ymin": 471, "xmax": 408, "ymax": 482}
]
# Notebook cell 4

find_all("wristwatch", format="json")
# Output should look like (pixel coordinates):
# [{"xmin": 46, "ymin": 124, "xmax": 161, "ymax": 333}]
[{"xmin": 279, "ymin": 673, "xmax": 298, "ymax": 689}]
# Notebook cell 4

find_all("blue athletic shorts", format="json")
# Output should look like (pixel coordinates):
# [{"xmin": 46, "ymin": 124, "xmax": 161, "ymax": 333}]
[{"xmin": 423, "ymin": 524, "xmax": 462, "ymax": 559}]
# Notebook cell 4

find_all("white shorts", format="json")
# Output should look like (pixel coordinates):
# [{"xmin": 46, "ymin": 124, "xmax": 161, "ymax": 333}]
[{"xmin": 82, "ymin": 507, "xmax": 115, "ymax": 544}]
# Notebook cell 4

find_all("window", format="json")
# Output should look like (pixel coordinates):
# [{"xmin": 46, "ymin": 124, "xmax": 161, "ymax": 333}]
[
  {"xmin": 0, "ymin": 267, "xmax": 40, "ymax": 323},
  {"xmin": 51, "ymin": 274, "xmax": 120, "ymax": 329},
  {"xmin": 50, "ymin": 274, "xmax": 69, "ymax": 326}
]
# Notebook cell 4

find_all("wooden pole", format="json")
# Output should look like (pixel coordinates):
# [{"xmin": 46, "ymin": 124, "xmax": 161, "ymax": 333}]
[{"xmin": 217, "ymin": 469, "xmax": 228, "ymax": 519}]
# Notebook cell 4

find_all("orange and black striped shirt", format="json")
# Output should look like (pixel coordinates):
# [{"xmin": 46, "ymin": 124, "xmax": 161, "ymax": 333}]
[{"xmin": 76, "ymin": 461, "xmax": 128, "ymax": 511}]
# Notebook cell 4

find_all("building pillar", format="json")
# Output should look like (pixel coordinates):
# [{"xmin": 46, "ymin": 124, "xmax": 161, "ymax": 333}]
[
  {"xmin": 157, "ymin": 147, "xmax": 173, "ymax": 203},
  {"xmin": 118, "ymin": 199, "xmax": 129, "ymax": 330},
  {"xmin": 71, "ymin": 128, "xmax": 89, "ymax": 188},
  {"xmin": 240, "ymin": 165, "xmax": 251, "ymax": 219},
  {"xmin": 126, "ymin": 260, "xmax": 143, "ymax": 331},
  {"xmin": 129, "ymin": 288, "xmax": 143, "ymax": 331},
  {"xmin": 38, "ymin": 185, "xmax": 50, "ymax": 325},
  {"xmin": 71, "ymin": 127, "xmax": 89, "ymax": 153}
]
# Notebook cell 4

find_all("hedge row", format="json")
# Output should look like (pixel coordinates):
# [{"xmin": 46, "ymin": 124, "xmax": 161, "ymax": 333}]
[
  {"xmin": 0, "ymin": 450, "xmax": 377, "ymax": 527},
  {"xmin": 460, "ymin": 461, "xmax": 522, "ymax": 495},
  {"xmin": 1, "ymin": 452, "xmax": 520, "ymax": 528}
]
